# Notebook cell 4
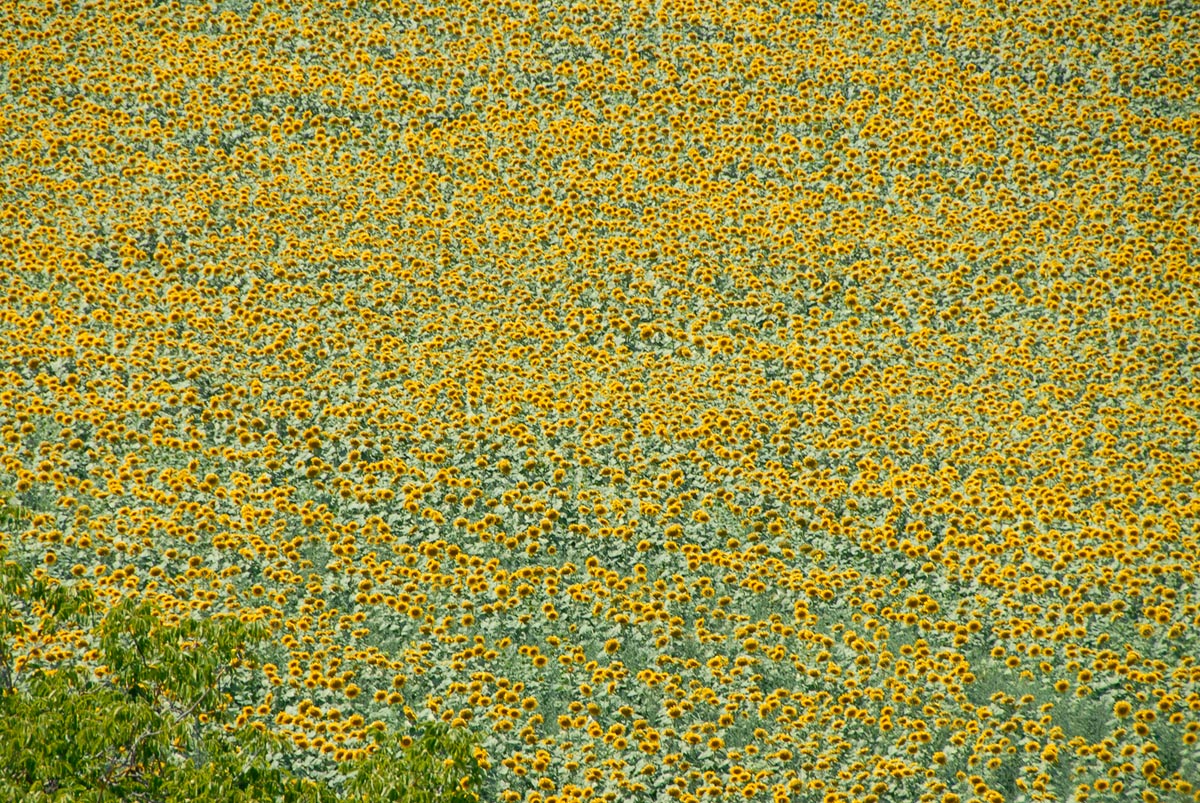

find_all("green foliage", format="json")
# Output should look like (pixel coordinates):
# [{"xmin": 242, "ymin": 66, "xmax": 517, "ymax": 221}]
[
  {"xmin": 0, "ymin": 557, "xmax": 93, "ymax": 697},
  {"xmin": 0, "ymin": 556, "xmax": 490, "ymax": 802},
  {"xmin": 343, "ymin": 721, "xmax": 487, "ymax": 803},
  {"xmin": 0, "ymin": 559, "xmax": 333, "ymax": 802},
  {"xmin": 0, "ymin": 490, "xmax": 30, "ymax": 530}
]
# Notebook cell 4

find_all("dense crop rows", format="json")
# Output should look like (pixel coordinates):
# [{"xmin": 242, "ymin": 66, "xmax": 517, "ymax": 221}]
[{"xmin": 2, "ymin": 0, "xmax": 1199, "ymax": 801}]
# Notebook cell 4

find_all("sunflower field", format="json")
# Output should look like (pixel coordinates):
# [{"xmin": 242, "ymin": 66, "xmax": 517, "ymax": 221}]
[{"xmin": 1, "ymin": 0, "xmax": 1199, "ymax": 801}]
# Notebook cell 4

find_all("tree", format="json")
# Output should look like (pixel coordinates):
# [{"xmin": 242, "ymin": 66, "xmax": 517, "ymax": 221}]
[
  {"xmin": 343, "ymin": 721, "xmax": 487, "ymax": 803},
  {"xmin": 0, "ymin": 551, "xmax": 491, "ymax": 802},
  {"xmin": 0, "ymin": 558, "xmax": 335, "ymax": 802}
]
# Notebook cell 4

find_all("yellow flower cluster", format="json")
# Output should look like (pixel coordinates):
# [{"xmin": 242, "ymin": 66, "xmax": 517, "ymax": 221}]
[{"xmin": 2, "ymin": 0, "xmax": 1199, "ymax": 801}]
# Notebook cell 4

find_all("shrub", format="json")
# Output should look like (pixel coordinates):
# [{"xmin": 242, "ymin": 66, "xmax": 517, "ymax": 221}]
[{"xmin": 0, "ymin": 556, "xmax": 487, "ymax": 802}]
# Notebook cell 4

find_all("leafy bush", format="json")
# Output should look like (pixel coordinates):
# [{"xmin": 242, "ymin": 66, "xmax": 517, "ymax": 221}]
[
  {"xmin": 0, "ymin": 559, "xmax": 327, "ymax": 802},
  {"xmin": 0, "ymin": 556, "xmax": 488, "ymax": 802},
  {"xmin": 343, "ymin": 722, "xmax": 487, "ymax": 803}
]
